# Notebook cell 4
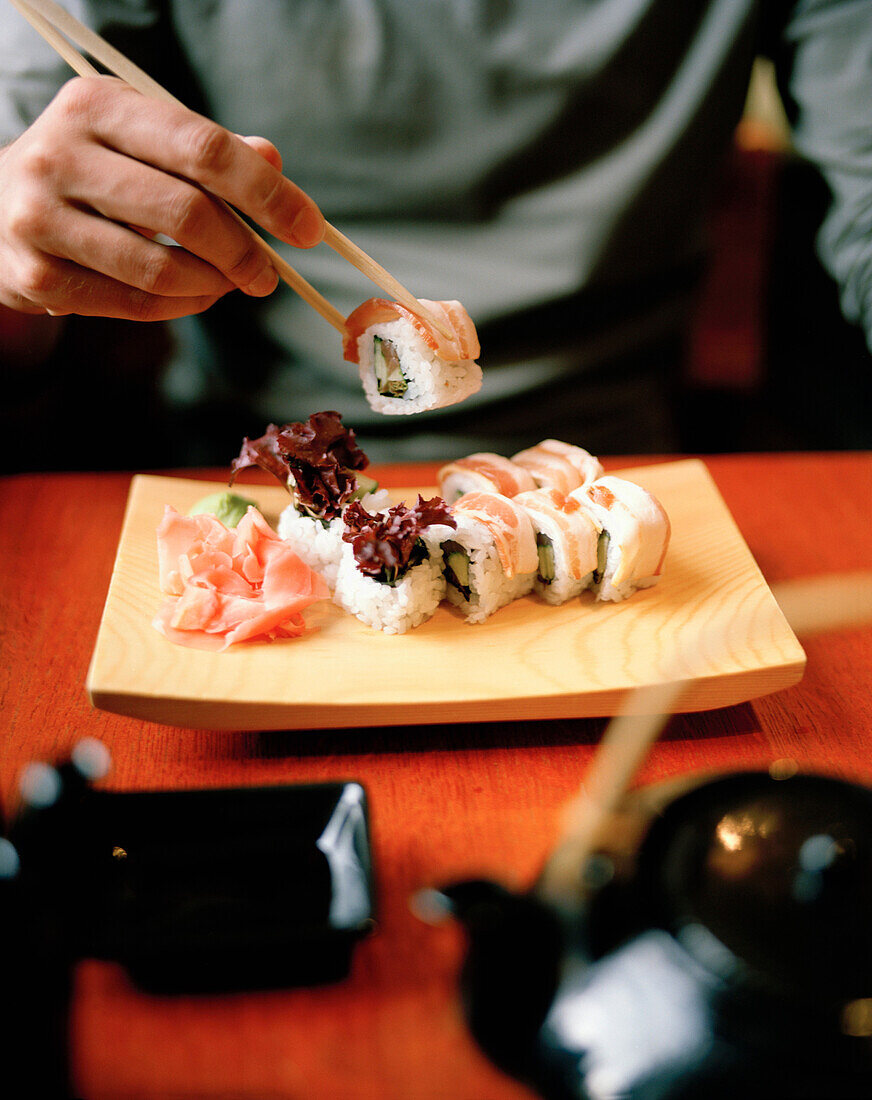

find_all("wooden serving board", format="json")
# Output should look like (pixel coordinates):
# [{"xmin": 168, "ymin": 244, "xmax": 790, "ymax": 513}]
[{"xmin": 87, "ymin": 460, "xmax": 805, "ymax": 730}]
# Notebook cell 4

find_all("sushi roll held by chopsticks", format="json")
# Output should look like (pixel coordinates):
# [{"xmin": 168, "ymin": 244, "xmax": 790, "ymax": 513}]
[
  {"xmin": 343, "ymin": 299, "xmax": 482, "ymax": 415},
  {"xmin": 440, "ymin": 492, "xmax": 539, "ymax": 623},
  {"xmin": 570, "ymin": 477, "xmax": 671, "ymax": 602}
]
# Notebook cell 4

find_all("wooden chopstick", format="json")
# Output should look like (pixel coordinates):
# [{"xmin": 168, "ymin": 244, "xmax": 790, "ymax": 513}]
[
  {"xmin": 537, "ymin": 570, "xmax": 872, "ymax": 907},
  {"xmin": 770, "ymin": 572, "xmax": 872, "ymax": 638},
  {"xmin": 322, "ymin": 223, "xmax": 453, "ymax": 338},
  {"xmin": 536, "ymin": 683, "xmax": 680, "ymax": 907},
  {"xmin": 12, "ymin": 0, "xmax": 452, "ymax": 340}
]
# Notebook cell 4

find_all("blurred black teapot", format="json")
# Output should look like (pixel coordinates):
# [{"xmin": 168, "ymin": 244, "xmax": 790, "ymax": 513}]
[{"xmin": 437, "ymin": 770, "xmax": 872, "ymax": 1099}]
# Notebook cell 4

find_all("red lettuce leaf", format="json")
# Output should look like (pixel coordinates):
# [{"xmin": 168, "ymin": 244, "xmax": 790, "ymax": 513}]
[
  {"xmin": 342, "ymin": 495, "xmax": 455, "ymax": 583},
  {"xmin": 229, "ymin": 412, "xmax": 368, "ymax": 520},
  {"xmin": 230, "ymin": 423, "xmax": 288, "ymax": 485}
]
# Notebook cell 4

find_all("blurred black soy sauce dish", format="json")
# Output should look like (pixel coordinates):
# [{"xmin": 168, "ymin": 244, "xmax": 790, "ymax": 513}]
[
  {"xmin": 438, "ymin": 769, "xmax": 872, "ymax": 1100},
  {"xmin": 0, "ymin": 739, "xmax": 374, "ymax": 1098}
]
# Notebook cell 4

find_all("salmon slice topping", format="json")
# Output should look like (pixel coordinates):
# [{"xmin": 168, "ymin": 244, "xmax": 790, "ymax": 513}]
[
  {"xmin": 514, "ymin": 488, "xmax": 599, "ymax": 580},
  {"xmin": 343, "ymin": 298, "xmax": 480, "ymax": 364},
  {"xmin": 438, "ymin": 453, "xmax": 537, "ymax": 498},
  {"xmin": 573, "ymin": 477, "xmax": 671, "ymax": 583},
  {"xmin": 511, "ymin": 448, "xmax": 585, "ymax": 495},
  {"xmin": 453, "ymin": 491, "xmax": 539, "ymax": 577},
  {"xmin": 533, "ymin": 440, "xmax": 604, "ymax": 484}
]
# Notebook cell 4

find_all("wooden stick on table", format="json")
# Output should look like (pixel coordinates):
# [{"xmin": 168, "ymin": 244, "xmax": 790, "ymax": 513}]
[
  {"xmin": 12, "ymin": 0, "xmax": 451, "ymax": 340},
  {"xmin": 537, "ymin": 570, "xmax": 872, "ymax": 908}
]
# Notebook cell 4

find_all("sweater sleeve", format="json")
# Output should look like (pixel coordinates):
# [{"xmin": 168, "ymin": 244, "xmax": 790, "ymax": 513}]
[
  {"xmin": 777, "ymin": 0, "xmax": 872, "ymax": 353},
  {"xmin": 0, "ymin": 4, "xmax": 74, "ymax": 144},
  {"xmin": 0, "ymin": 1, "xmax": 163, "ymax": 145}
]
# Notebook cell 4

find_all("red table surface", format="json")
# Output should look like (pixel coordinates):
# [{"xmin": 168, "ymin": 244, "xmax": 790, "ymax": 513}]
[{"xmin": 1, "ymin": 452, "xmax": 871, "ymax": 1099}]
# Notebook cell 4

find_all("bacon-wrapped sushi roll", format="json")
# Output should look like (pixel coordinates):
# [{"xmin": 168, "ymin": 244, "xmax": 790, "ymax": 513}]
[
  {"xmin": 438, "ymin": 453, "xmax": 537, "ymax": 502},
  {"xmin": 343, "ymin": 298, "xmax": 482, "ymax": 415},
  {"xmin": 511, "ymin": 440, "xmax": 604, "ymax": 493},
  {"xmin": 569, "ymin": 477, "xmax": 671, "ymax": 602},
  {"xmin": 440, "ymin": 492, "xmax": 538, "ymax": 623},
  {"xmin": 514, "ymin": 488, "xmax": 600, "ymax": 605},
  {"xmin": 334, "ymin": 496, "xmax": 456, "ymax": 634},
  {"xmin": 230, "ymin": 412, "xmax": 390, "ymax": 589}
]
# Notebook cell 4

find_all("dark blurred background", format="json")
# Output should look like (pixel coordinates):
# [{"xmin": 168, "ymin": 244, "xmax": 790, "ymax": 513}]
[{"xmin": 679, "ymin": 60, "xmax": 872, "ymax": 455}]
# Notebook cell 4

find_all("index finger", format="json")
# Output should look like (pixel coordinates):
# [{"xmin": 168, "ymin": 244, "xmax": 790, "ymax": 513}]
[{"xmin": 81, "ymin": 80, "xmax": 325, "ymax": 248}]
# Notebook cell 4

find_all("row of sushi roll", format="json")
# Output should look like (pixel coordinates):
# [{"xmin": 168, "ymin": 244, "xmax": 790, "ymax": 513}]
[
  {"xmin": 229, "ymin": 413, "xmax": 670, "ymax": 635},
  {"xmin": 440, "ymin": 478, "xmax": 671, "ymax": 624}
]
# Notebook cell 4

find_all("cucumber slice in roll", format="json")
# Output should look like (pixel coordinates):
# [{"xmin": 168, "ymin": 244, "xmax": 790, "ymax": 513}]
[
  {"xmin": 536, "ymin": 533, "xmax": 555, "ymax": 584},
  {"xmin": 373, "ymin": 336, "xmax": 408, "ymax": 397},
  {"xmin": 442, "ymin": 540, "xmax": 472, "ymax": 600}
]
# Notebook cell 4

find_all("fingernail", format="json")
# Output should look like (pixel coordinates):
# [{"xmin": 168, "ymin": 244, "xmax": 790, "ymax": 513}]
[
  {"xmin": 290, "ymin": 205, "xmax": 324, "ymax": 247},
  {"xmin": 242, "ymin": 266, "xmax": 279, "ymax": 296}
]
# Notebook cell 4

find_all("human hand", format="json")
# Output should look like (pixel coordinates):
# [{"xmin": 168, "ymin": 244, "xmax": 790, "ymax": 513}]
[{"xmin": 0, "ymin": 76, "xmax": 325, "ymax": 321}]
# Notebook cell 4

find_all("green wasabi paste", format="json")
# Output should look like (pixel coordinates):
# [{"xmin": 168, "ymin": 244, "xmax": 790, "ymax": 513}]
[{"xmin": 188, "ymin": 491, "xmax": 256, "ymax": 527}]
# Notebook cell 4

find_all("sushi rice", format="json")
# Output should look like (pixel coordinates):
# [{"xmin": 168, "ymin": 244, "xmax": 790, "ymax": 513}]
[
  {"xmin": 441, "ymin": 512, "xmax": 536, "ymax": 624},
  {"xmin": 356, "ymin": 318, "xmax": 482, "ymax": 416},
  {"xmin": 570, "ymin": 477, "xmax": 670, "ymax": 602},
  {"xmin": 333, "ymin": 528, "xmax": 451, "ymax": 634},
  {"xmin": 514, "ymin": 489, "xmax": 598, "ymax": 606},
  {"xmin": 277, "ymin": 488, "xmax": 393, "ymax": 589}
]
